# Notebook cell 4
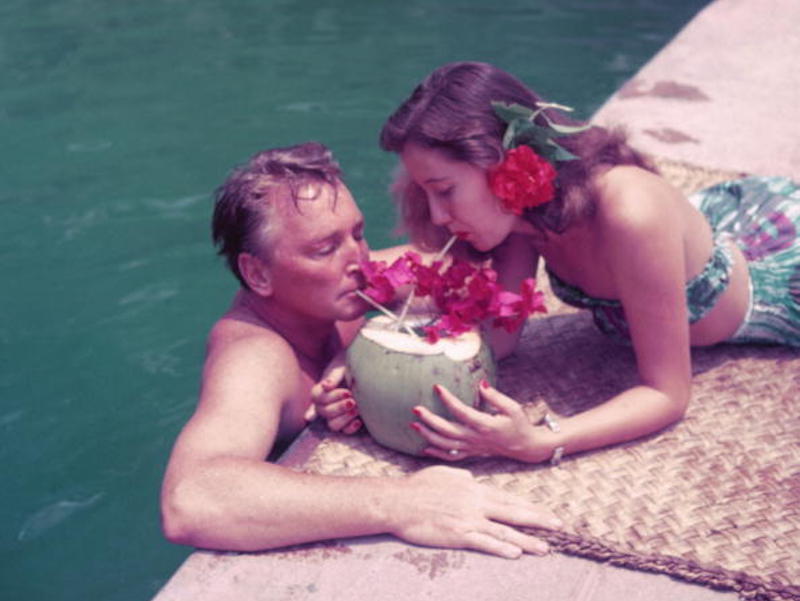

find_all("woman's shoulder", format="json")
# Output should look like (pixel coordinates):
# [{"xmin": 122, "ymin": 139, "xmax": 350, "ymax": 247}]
[{"xmin": 590, "ymin": 165, "xmax": 684, "ymax": 234}]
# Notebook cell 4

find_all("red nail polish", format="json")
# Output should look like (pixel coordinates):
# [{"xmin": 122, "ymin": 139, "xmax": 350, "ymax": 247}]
[
  {"xmin": 345, "ymin": 399, "xmax": 355, "ymax": 410},
  {"xmin": 433, "ymin": 384, "xmax": 442, "ymax": 395},
  {"xmin": 480, "ymin": 379, "xmax": 489, "ymax": 389},
  {"xmin": 412, "ymin": 407, "xmax": 422, "ymax": 416},
  {"xmin": 409, "ymin": 422, "xmax": 420, "ymax": 430}
]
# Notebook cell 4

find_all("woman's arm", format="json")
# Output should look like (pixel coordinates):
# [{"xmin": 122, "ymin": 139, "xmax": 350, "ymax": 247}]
[
  {"xmin": 411, "ymin": 171, "xmax": 693, "ymax": 463},
  {"xmin": 547, "ymin": 173, "xmax": 692, "ymax": 458}
]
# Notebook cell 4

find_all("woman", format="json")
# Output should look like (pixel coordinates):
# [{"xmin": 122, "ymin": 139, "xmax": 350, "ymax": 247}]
[{"xmin": 371, "ymin": 61, "xmax": 800, "ymax": 465}]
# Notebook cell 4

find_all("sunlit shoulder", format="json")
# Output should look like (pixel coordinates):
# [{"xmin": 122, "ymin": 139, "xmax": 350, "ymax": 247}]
[{"xmin": 592, "ymin": 165, "xmax": 685, "ymax": 236}]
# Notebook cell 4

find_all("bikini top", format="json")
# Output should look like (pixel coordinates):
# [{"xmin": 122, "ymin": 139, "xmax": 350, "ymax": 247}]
[{"xmin": 546, "ymin": 234, "xmax": 735, "ymax": 341}]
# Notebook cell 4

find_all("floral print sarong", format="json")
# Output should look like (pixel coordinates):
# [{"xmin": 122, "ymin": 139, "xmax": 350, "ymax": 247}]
[{"xmin": 690, "ymin": 176, "xmax": 800, "ymax": 347}]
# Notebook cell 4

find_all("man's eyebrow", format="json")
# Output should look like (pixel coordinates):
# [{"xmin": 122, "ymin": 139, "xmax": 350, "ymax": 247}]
[
  {"xmin": 307, "ymin": 217, "xmax": 364, "ymax": 246},
  {"xmin": 424, "ymin": 176, "xmax": 450, "ymax": 184},
  {"xmin": 307, "ymin": 231, "xmax": 340, "ymax": 246}
]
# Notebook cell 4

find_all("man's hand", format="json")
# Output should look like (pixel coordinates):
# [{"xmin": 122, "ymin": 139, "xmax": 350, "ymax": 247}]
[
  {"xmin": 389, "ymin": 465, "xmax": 561, "ymax": 558},
  {"xmin": 308, "ymin": 351, "xmax": 362, "ymax": 435}
]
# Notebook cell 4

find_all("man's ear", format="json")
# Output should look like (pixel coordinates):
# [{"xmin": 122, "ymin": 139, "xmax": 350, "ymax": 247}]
[{"xmin": 238, "ymin": 252, "xmax": 273, "ymax": 296}]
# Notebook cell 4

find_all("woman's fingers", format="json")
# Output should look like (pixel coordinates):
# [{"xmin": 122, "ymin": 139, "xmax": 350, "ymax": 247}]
[
  {"xmin": 328, "ymin": 410, "xmax": 360, "ymax": 432},
  {"xmin": 411, "ymin": 421, "xmax": 482, "ymax": 461},
  {"xmin": 319, "ymin": 351, "xmax": 348, "ymax": 389},
  {"xmin": 434, "ymin": 385, "xmax": 494, "ymax": 428},
  {"xmin": 478, "ymin": 384, "xmax": 525, "ymax": 417},
  {"xmin": 316, "ymin": 391, "xmax": 356, "ymax": 420},
  {"xmin": 341, "ymin": 417, "xmax": 363, "ymax": 435},
  {"xmin": 303, "ymin": 404, "xmax": 318, "ymax": 422},
  {"xmin": 411, "ymin": 419, "xmax": 461, "ymax": 447},
  {"xmin": 412, "ymin": 405, "xmax": 473, "ymax": 440}
]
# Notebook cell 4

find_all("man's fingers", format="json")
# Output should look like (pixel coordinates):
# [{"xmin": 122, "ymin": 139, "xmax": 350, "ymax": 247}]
[
  {"xmin": 487, "ymin": 490, "xmax": 563, "ymax": 531},
  {"xmin": 483, "ymin": 523, "xmax": 549, "ymax": 556},
  {"xmin": 462, "ymin": 531, "xmax": 523, "ymax": 559}
]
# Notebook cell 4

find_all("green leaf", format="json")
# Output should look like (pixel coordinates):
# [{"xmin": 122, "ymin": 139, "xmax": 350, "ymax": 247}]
[
  {"xmin": 512, "ymin": 124, "xmax": 552, "ymax": 147},
  {"xmin": 547, "ymin": 142, "xmax": 580, "ymax": 162},
  {"xmin": 491, "ymin": 101, "xmax": 534, "ymax": 123},
  {"xmin": 539, "ymin": 113, "xmax": 591, "ymax": 135},
  {"xmin": 492, "ymin": 99, "xmax": 587, "ymax": 160}
]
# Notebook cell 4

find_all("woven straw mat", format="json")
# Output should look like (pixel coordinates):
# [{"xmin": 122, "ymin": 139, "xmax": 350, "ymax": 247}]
[{"xmin": 296, "ymin": 158, "xmax": 800, "ymax": 601}]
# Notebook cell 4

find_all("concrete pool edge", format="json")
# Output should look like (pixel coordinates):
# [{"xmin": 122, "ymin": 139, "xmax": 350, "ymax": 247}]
[
  {"xmin": 152, "ymin": 1, "xmax": 799, "ymax": 599},
  {"xmin": 592, "ymin": 0, "xmax": 800, "ymax": 180}
]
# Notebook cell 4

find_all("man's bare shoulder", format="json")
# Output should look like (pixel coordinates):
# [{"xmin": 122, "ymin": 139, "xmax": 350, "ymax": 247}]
[{"xmin": 205, "ymin": 311, "xmax": 299, "ymax": 378}]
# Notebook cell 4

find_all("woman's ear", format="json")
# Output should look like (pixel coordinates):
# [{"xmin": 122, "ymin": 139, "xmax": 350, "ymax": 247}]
[{"xmin": 238, "ymin": 252, "xmax": 273, "ymax": 296}]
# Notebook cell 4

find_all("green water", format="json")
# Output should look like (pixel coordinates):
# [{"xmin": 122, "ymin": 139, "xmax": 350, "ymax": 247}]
[{"xmin": 1, "ymin": 1, "xmax": 709, "ymax": 599}]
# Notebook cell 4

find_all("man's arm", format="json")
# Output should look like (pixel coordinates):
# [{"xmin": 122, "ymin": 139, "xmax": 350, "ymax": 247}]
[{"xmin": 161, "ymin": 329, "xmax": 561, "ymax": 556}]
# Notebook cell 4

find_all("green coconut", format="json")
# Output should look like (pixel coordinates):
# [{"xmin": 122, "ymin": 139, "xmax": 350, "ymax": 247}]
[{"xmin": 346, "ymin": 315, "xmax": 496, "ymax": 456}]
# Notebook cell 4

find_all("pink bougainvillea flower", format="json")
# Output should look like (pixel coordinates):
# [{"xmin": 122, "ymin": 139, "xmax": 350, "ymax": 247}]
[
  {"xmin": 360, "ymin": 251, "xmax": 547, "ymax": 342},
  {"xmin": 520, "ymin": 277, "xmax": 547, "ymax": 315},
  {"xmin": 442, "ymin": 258, "xmax": 474, "ymax": 290},
  {"xmin": 466, "ymin": 268, "xmax": 501, "ymax": 315},
  {"xmin": 412, "ymin": 260, "xmax": 446, "ymax": 298},
  {"xmin": 382, "ymin": 254, "xmax": 417, "ymax": 289},
  {"xmin": 491, "ymin": 278, "xmax": 547, "ymax": 332},
  {"xmin": 360, "ymin": 259, "xmax": 394, "ymax": 304},
  {"xmin": 423, "ymin": 313, "xmax": 471, "ymax": 343}
]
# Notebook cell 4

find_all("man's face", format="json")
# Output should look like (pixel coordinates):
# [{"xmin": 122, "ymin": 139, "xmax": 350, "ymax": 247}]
[{"xmin": 263, "ymin": 182, "xmax": 370, "ymax": 323}]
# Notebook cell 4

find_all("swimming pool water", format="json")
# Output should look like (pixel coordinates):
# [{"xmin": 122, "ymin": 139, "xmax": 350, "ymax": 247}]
[{"xmin": 0, "ymin": 1, "xmax": 709, "ymax": 599}]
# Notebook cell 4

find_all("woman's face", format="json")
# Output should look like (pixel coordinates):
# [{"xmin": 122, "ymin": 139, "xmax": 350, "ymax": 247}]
[{"xmin": 400, "ymin": 143, "xmax": 518, "ymax": 252}]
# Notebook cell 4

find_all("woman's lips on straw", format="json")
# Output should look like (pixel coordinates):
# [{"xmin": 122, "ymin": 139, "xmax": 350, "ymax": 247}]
[{"xmin": 454, "ymin": 231, "xmax": 470, "ymax": 240}]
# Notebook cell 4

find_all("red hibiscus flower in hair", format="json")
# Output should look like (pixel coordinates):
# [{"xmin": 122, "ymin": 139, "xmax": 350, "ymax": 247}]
[{"xmin": 488, "ymin": 145, "xmax": 557, "ymax": 215}]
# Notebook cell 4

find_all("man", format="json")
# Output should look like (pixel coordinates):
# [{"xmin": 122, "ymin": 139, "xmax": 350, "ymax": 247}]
[{"xmin": 160, "ymin": 142, "xmax": 560, "ymax": 558}]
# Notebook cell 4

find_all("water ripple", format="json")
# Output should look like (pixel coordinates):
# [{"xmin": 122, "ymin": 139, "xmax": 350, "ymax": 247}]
[
  {"xmin": 66, "ymin": 140, "xmax": 113, "ymax": 153},
  {"xmin": 0, "ymin": 409, "xmax": 24, "ymax": 427},
  {"xmin": 118, "ymin": 281, "xmax": 179, "ymax": 307},
  {"xmin": 17, "ymin": 493, "xmax": 105, "ymax": 542}
]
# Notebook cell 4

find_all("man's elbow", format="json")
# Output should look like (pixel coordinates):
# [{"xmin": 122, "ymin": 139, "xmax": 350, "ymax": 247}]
[{"xmin": 160, "ymin": 480, "xmax": 203, "ymax": 547}]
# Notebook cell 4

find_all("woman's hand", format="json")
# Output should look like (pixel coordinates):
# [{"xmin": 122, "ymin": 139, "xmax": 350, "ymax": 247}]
[
  {"xmin": 411, "ymin": 381, "xmax": 553, "ymax": 463},
  {"xmin": 308, "ymin": 352, "xmax": 363, "ymax": 435}
]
